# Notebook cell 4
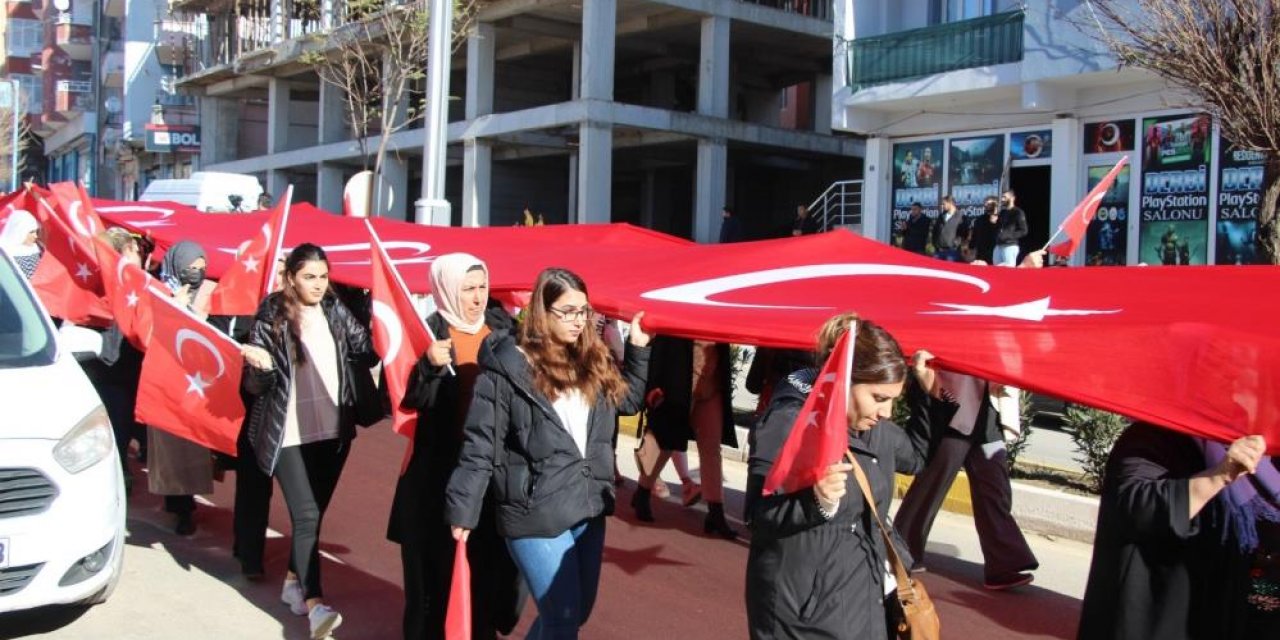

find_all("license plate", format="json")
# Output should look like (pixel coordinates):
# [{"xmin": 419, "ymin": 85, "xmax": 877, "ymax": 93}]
[{"xmin": 0, "ymin": 537, "xmax": 8, "ymax": 569}]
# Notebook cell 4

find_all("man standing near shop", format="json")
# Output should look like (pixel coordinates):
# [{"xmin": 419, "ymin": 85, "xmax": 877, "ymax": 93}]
[
  {"xmin": 900, "ymin": 202, "xmax": 933, "ymax": 254},
  {"xmin": 994, "ymin": 190, "xmax": 1028, "ymax": 266},
  {"xmin": 932, "ymin": 195, "xmax": 967, "ymax": 262}
]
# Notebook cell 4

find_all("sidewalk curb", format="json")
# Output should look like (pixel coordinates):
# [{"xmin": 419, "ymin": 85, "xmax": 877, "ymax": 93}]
[{"xmin": 619, "ymin": 416, "xmax": 1098, "ymax": 545}]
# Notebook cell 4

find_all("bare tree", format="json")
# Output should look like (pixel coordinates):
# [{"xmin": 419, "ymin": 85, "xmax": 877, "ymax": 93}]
[
  {"xmin": 0, "ymin": 110, "xmax": 32, "ymax": 190},
  {"xmin": 298, "ymin": 0, "xmax": 478, "ymax": 214},
  {"xmin": 1084, "ymin": 0, "xmax": 1280, "ymax": 264}
]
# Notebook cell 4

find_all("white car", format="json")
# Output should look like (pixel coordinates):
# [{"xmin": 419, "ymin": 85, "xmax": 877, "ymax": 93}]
[{"xmin": 0, "ymin": 248, "xmax": 126, "ymax": 612}]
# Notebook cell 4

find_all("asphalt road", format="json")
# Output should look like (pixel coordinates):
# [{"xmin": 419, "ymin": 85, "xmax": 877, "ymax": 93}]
[{"xmin": 1, "ymin": 428, "xmax": 1091, "ymax": 639}]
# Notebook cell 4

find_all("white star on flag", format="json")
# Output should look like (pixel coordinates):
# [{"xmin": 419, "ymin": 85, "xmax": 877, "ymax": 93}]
[
  {"xmin": 185, "ymin": 371, "xmax": 212, "ymax": 398},
  {"xmin": 242, "ymin": 255, "xmax": 260, "ymax": 273},
  {"xmin": 75, "ymin": 262, "xmax": 93, "ymax": 283},
  {"xmin": 125, "ymin": 291, "xmax": 139, "ymax": 308}
]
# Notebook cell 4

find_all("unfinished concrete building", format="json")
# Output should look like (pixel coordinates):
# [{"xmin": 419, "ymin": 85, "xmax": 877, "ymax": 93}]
[{"xmin": 173, "ymin": 0, "xmax": 860, "ymax": 241}]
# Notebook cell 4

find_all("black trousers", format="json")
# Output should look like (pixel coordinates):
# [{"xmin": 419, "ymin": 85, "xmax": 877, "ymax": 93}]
[
  {"xmin": 275, "ymin": 439, "xmax": 349, "ymax": 600},
  {"xmin": 894, "ymin": 428, "xmax": 1038, "ymax": 579},
  {"xmin": 233, "ymin": 427, "xmax": 274, "ymax": 570}
]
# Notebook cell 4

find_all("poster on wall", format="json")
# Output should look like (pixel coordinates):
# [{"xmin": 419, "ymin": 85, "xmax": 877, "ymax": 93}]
[
  {"xmin": 1010, "ymin": 130, "xmax": 1052, "ymax": 160},
  {"xmin": 1138, "ymin": 113, "xmax": 1212, "ymax": 265},
  {"xmin": 1084, "ymin": 164, "xmax": 1130, "ymax": 265},
  {"xmin": 1216, "ymin": 143, "xmax": 1265, "ymax": 265},
  {"xmin": 891, "ymin": 140, "xmax": 944, "ymax": 236},
  {"xmin": 1084, "ymin": 120, "xmax": 1135, "ymax": 154},
  {"xmin": 947, "ymin": 135, "xmax": 1005, "ymax": 218}
]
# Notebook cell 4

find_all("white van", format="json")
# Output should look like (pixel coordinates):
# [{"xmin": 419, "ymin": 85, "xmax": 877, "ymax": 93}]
[
  {"xmin": 0, "ymin": 249, "xmax": 126, "ymax": 612},
  {"xmin": 139, "ymin": 172, "xmax": 265, "ymax": 212}
]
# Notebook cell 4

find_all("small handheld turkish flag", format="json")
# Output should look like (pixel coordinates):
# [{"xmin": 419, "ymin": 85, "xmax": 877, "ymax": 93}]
[
  {"xmin": 29, "ymin": 183, "xmax": 111, "ymax": 325},
  {"xmin": 366, "ymin": 219, "xmax": 439, "ymax": 440},
  {"xmin": 444, "ymin": 539, "xmax": 472, "ymax": 640},
  {"xmin": 762, "ymin": 321, "xmax": 856, "ymax": 495},
  {"xmin": 1048, "ymin": 156, "xmax": 1129, "ymax": 260},
  {"xmin": 136, "ymin": 290, "xmax": 244, "ymax": 455},
  {"xmin": 209, "ymin": 186, "xmax": 293, "ymax": 315},
  {"xmin": 91, "ymin": 235, "xmax": 162, "ymax": 349}
]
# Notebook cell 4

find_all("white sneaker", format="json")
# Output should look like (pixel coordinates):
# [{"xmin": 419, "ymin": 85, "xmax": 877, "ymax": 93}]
[
  {"xmin": 308, "ymin": 604, "xmax": 343, "ymax": 639},
  {"xmin": 281, "ymin": 578, "xmax": 308, "ymax": 616}
]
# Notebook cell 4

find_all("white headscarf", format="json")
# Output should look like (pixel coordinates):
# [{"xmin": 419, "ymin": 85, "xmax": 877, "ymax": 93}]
[
  {"xmin": 429, "ymin": 252, "xmax": 489, "ymax": 335},
  {"xmin": 0, "ymin": 209, "xmax": 40, "ymax": 257}
]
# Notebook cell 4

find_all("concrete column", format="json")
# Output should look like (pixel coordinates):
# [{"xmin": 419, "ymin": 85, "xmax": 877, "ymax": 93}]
[
  {"xmin": 381, "ymin": 153, "xmax": 409, "ymax": 220},
  {"xmin": 465, "ymin": 23, "xmax": 495, "ymax": 120},
  {"xmin": 567, "ymin": 41, "xmax": 581, "ymax": 220},
  {"xmin": 814, "ymin": 74, "xmax": 833, "ymax": 135},
  {"xmin": 694, "ymin": 139, "xmax": 728, "ymax": 243},
  {"xmin": 577, "ymin": 122, "xmax": 612, "ymax": 223},
  {"xmin": 571, "ymin": 41, "xmax": 582, "ymax": 100},
  {"xmin": 320, "ymin": 0, "xmax": 336, "ymax": 30},
  {"xmin": 198, "ymin": 97, "xmax": 239, "ymax": 166},
  {"xmin": 266, "ymin": 170, "xmax": 289, "ymax": 203},
  {"xmin": 697, "ymin": 16, "xmax": 730, "ymax": 118},
  {"xmin": 1049, "ymin": 116, "xmax": 1082, "ymax": 263},
  {"xmin": 567, "ymin": 153, "xmax": 579, "ymax": 222},
  {"xmin": 267, "ymin": 79, "xmax": 290, "ymax": 154},
  {"xmin": 861, "ymin": 136, "xmax": 892, "ymax": 241},
  {"xmin": 580, "ymin": 0, "xmax": 615, "ymax": 101},
  {"xmin": 462, "ymin": 140, "xmax": 492, "ymax": 227},
  {"xmin": 270, "ymin": 0, "xmax": 287, "ymax": 42},
  {"xmin": 318, "ymin": 81, "xmax": 346, "ymax": 145},
  {"xmin": 316, "ymin": 162, "xmax": 344, "ymax": 213}
]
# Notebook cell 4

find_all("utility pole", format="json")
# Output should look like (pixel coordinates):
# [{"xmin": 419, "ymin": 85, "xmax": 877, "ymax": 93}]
[{"xmin": 414, "ymin": 0, "xmax": 453, "ymax": 225}]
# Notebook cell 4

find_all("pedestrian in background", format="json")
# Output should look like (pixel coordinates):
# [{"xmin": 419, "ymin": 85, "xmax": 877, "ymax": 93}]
[
  {"xmin": 931, "ymin": 196, "xmax": 967, "ymax": 262},
  {"xmin": 900, "ymin": 202, "xmax": 933, "ymax": 255},
  {"xmin": 241, "ymin": 243, "xmax": 378, "ymax": 640},
  {"xmin": 447, "ymin": 267, "xmax": 651, "ymax": 640},
  {"xmin": 994, "ymin": 190, "xmax": 1028, "ymax": 266},
  {"xmin": 0, "ymin": 208, "xmax": 42, "ymax": 278}
]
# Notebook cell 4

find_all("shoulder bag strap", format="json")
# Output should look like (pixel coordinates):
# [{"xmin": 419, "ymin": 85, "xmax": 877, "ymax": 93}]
[{"xmin": 845, "ymin": 450, "xmax": 917, "ymax": 603}]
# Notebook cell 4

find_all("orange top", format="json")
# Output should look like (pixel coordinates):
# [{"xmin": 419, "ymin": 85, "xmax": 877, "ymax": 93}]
[{"xmin": 449, "ymin": 325, "xmax": 492, "ymax": 424}]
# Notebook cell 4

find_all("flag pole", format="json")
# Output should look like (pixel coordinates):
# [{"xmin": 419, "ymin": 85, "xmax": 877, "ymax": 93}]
[
  {"xmin": 263, "ymin": 185, "xmax": 293, "ymax": 295},
  {"xmin": 364, "ymin": 219, "xmax": 454, "ymax": 376}
]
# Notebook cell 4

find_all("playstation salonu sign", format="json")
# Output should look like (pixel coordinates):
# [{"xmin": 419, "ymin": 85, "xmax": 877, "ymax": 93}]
[{"xmin": 144, "ymin": 124, "xmax": 201, "ymax": 153}]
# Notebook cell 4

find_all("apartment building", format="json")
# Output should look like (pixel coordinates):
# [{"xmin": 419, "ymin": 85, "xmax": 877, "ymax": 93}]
[
  {"xmin": 172, "ymin": 0, "xmax": 860, "ymax": 240},
  {"xmin": 835, "ymin": 0, "xmax": 1260, "ymax": 265},
  {"xmin": 0, "ymin": 0, "xmax": 46, "ymax": 185}
]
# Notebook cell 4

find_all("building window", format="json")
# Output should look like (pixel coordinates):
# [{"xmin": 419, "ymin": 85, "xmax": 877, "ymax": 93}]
[
  {"xmin": 14, "ymin": 75, "xmax": 42, "ymax": 115},
  {"xmin": 8, "ymin": 19, "xmax": 44, "ymax": 57},
  {"xmin": 947, "ymin": 0, "xmax": 995, "ymax": 21}
]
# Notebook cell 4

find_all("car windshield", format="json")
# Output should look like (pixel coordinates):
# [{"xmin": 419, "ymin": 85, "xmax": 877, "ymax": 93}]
[{"xmin": 0, "ymin": 249, "xmax": 56, "ymax": 368}]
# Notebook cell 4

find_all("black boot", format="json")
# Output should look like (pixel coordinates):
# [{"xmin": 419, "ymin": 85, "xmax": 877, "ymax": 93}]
[
  {"xmin": 631, "ymin": 486, "xmax": 655, "ymax": 522},
  {"xmin": 704, "ymin": 502, "xmax": 737, "ymax": 539}
]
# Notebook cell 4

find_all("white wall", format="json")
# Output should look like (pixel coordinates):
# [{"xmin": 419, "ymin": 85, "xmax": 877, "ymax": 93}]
[{"xmin": 122, "ymin": 0, "xmax": 161, "ymax": 143}]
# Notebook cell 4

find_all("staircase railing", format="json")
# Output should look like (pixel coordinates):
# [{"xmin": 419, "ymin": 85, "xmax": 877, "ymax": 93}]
[{"xmin": 811, "ymin": 180, "xmax": 863, "ymax": 231}]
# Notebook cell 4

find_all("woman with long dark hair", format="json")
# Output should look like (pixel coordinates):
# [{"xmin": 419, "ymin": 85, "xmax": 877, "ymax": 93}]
[
  {"xmin": 389, "ymin": 253, "xmax": 524, "ymax": 639},
  {"xmin": 745, "ymin": 312, "xmax": 933, "ymax": 639},
  {"xmin": 241, "ymin": 243, "xmax": 377, "ymax": 640},
  {"xmin": 446, "ymin": 267, "xmax": 651, "ymax": 640}
]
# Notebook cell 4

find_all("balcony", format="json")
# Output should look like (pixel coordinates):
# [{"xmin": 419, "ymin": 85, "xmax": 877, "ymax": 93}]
[
  {"xmin": 54, "ymin": 20, "xmax": 94, "ymax": 61},
  {"xmin": 54, "ymin": 79, "xmax": 93, "ymax": 116},
  {"xmin": 847, "ymin": 10, "xmax": 1025, "ymax": 91},
  {"xmin": 155, "ymin": 19, "xmax": 204, "ymax": 65},
  {"xmin": 102, "ymin": 50, "xmax": 125, "ymax": 88},
  {"xmin": 737, "ymin": 0, "xmax": 833, "ymax": 20}
]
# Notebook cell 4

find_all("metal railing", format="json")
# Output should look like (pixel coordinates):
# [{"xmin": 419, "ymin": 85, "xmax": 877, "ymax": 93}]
[
  {"xmin": 811, "ymin": 180, "xmax": 864, "ymax": 231},
  {"xmin": 736, "ymin": 0, "xmax": 833, "ymax": 20},
  {"xmin": 847, "ymin": 10, "xmax": 1025, "ymax": 90}
]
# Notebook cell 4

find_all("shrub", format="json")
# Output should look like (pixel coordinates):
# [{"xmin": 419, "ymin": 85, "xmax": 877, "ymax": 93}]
[
  {"xmin": 1065, "ymin": 405, "xmax": 1131, "ymax": 493},
  {"xmin": 1004, "ymin": 391, "xmax": 1034, "ymax": 472}
]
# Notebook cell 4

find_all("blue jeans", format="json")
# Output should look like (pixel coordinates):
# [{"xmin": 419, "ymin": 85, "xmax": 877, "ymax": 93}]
[
  {"xmin": 994, "ymin": 243, "xmax": 1020, "ymax": 267},
  {"xmin": 506, "ymin": 517, "xmax": 606, "ymax": 640},
  {"xmin": 934, "ymin": 248, "xmax": 961, "ymax": 262}
]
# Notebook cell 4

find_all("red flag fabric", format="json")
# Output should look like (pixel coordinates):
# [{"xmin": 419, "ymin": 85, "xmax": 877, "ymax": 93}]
[
  {"xmin": 96, "ymin": 197, "xmax": 1280, "ymax": 453},
  {"xmin": 444, "ymin": 539, "xmax": 472, "ymax": 640},
  {"xmin": 91, "ymin": 235, "xmax": 162, "ymax": 349},
  {"xmin": 28, "ymin": 186, "xmax": 111, "ymax": 325},
  {"xmin": 136, "ymin": 291, "xmax": 244, "ymax": 455},
  {"xmin": 366, "ymin": 220, "xmax": 437, "ymax": 439},
  {"xmin": 1049, "ymin": 156, "xmax": 1130, "ymax": 259},
  {"xmin": 208, "ymin": 186, "xmax": 293, "ymax": 315},
  {"xmin": 762, "ymin": 324, "xmax": 854, "ymax": 495}
]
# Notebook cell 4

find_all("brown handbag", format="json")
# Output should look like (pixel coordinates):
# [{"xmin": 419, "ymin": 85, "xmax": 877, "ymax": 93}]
[{"xmin": 846, "ymin": 451, "xmax": 942, "ymax": 640}]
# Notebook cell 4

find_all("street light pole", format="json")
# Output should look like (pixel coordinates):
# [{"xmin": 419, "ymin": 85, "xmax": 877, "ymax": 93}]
[{"xmin": 414, "ymin": 0, "xmax": 453, "ymax": 225}]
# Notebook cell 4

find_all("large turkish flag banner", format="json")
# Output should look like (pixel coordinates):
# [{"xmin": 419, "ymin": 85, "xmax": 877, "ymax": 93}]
[{"xmin": 136, "ymin": 291, "xmax": 244, "ymax": 455}]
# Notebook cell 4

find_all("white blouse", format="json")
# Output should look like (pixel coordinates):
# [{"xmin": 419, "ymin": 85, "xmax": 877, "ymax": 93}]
[{"xmin": 552, "ymin": 389, "xmax": 591, "ymax": 457}]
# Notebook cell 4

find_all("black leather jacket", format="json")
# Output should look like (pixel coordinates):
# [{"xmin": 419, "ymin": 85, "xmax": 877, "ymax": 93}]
[
  {"xmin": 445, "ymin": 334, "xmax": 649, "ymax": 539},
  {"xmin": 242, "ymin": 292, "xmax": 376, "ymax": 475}
]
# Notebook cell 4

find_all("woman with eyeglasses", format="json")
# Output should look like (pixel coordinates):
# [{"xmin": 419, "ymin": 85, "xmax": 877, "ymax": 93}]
[{"xmin": 446, "ymin": 267, "xmax": 651, "ymax": 640}]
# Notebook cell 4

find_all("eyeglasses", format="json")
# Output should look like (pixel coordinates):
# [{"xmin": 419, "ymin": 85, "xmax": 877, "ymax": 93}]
[{"xmin": 549, "ymin": 306, "xmax": 593, "ymax": 323}]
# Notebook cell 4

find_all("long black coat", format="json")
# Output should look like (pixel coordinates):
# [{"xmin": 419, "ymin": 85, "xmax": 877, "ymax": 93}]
[
  {"xmin": 1077, "ymin": 423, "xmax": 1264, "ymax": 640},
  {"xmin": 242, "ymin": 292, "xmax": 377, "ymax": 475},
  {"xmin": 643, "ymin": 337, "xmax": 737, "ymax": 452},
  {"xmin": 445, "ymin": 335, "xmax": 650, "ymax": 539},
  {"xmin": 746, "ymin": 369, "xmax": 929, "ymax": 640}
]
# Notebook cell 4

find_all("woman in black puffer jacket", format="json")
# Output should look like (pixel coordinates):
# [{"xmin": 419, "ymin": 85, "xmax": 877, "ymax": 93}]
[
  {"xmin": 446, "ymin": 267, "xmax": 652, "ymax": 640},
  {"xmin": 241, "ymin": 243, "xmax": 376, "ymax": 640}
]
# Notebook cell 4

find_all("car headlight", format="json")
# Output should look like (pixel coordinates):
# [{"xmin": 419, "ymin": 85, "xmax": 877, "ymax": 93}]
[{"xmin": 53, "ymin": 405, "xmax": 114, "ymax": 474}]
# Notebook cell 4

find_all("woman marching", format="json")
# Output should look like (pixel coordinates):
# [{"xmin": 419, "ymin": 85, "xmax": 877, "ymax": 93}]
[
  {"xmin": 746, "ymin": 312, "xmax": 933, "ymax": 640},
  {"xmin": 389, "ymin": 253, "xmax": 524, "ymax": 640},
  {"xmin": 241, "ymin": 243, "xmax": 378, "ymax": 640},
  {"xmin": 446, "ymin": 267, "xmax": 652, "ymax": 640}
]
